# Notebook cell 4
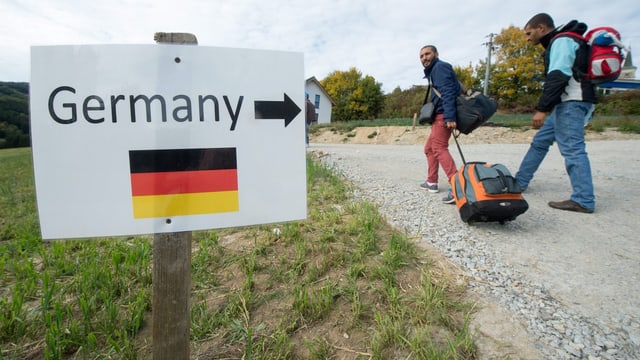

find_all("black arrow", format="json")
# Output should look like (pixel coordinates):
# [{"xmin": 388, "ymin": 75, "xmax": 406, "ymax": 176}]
[{"xmin": 254, "ymin": 93, "xmax": 301, "ymax": 127}]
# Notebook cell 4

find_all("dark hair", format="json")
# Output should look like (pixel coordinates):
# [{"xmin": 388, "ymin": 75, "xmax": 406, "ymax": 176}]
[
  {"xmin": 526, "ymin": 13, "xmax": 554, "ymax": 29},
  {"xmin": 420, "ymin": 45, "xmax": 438, "ymax": 53}
]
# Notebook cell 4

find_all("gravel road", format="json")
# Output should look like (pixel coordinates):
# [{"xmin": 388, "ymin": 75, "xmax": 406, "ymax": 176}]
[{"xmin": 310, "ymin": 140, "xmax": 640, "ymax": 359}]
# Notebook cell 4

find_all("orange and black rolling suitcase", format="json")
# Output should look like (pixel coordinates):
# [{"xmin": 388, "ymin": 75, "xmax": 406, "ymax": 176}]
[{"xmin": 450, "ymin": 134, "xmax": 528, "ymax": 224}]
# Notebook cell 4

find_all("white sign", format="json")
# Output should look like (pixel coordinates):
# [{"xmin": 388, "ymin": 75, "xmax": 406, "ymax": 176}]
[{"xmin": 30, "ymin": 44, "xmax": 307, "ymax": 239}]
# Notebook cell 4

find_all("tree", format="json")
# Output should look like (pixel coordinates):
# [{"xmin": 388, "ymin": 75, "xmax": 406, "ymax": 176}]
[
  {"xmin": 476, "ymin": 26, "xmax": 544, "ymax": 108},
  {"xmin": 0, "ymin": 122, "xmax": 29, "ymax": 148},
  {"xmin": 379, "ymin": 66, "xmax": 479, "ymax": 119},
  {"xmin": 0, "ymin": 82, "xmax": 30, "ymax": 149},
  {"xmin": 320, "ymin": 68, "xmax": 384, "ymax": 121},
  {"xmin": 380, "ymin": 85, "xmax": 427, "ymax": 119},
  {"xmin": 454, "ymin": 64, "xmax": 480, "ymax": 92}
]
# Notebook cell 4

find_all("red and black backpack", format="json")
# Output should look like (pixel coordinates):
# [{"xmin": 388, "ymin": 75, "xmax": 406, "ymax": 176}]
[{"xmin": 554, "ymin": 26, "xmax": 626, "ymax": 84}]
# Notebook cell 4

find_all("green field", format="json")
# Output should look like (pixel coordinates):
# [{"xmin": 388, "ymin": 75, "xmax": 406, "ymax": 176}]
[
  {"xmin": 310, "ymin": 114, "xmax": 640, "ymax": 134},
  {"xmin": 1, "ymin": 148, "xmax": 475, "ymax": 359}
]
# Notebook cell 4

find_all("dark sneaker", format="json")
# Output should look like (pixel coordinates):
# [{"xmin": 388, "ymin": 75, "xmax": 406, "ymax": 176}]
[
  {"xmin": 548, "ymin": 200, "xmax": 593, "ymax": 214},
  {"xmin": 442, "ymin": 190, "xmax": 455, "ymax": 204},
  {"xmin": 420, "ymin": 181, "xmax": 439, "ymax": 193}
]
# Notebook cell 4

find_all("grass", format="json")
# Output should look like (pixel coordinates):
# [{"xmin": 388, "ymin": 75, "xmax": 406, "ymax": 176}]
[
  {"xmin": 310, "ymin": 114, "xmax": 640, "ymax": 135},
  {"xmin": 1, "ymin": 147, "xmax": 476, "ymax": 359}
]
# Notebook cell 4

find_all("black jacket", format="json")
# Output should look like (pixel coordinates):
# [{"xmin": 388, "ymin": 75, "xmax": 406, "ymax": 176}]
[{"xmin": 536, "ymin": 20, "xmax": 597, "ymax": 112}]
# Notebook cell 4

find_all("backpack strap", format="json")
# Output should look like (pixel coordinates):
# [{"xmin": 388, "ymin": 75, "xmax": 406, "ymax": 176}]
[{"xmin": 551, "ymin": 32, "xmax": 590, "ymax": 82}]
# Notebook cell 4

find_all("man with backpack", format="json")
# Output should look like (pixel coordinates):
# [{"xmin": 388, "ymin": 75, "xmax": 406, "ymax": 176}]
[{"xmin": 515, "ymin": 13, "xmax": 597, "ymax": 213}]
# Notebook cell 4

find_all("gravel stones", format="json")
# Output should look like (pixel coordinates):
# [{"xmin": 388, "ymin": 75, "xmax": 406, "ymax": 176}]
[{"xmin": 316, "ymin": 146, "xmax": 640, "ymax": 360}]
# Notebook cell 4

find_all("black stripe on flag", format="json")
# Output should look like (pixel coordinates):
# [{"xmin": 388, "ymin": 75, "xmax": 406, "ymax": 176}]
[{"xmin": 129, "ymin": 148, "xmax": 237, "ymax": 173}]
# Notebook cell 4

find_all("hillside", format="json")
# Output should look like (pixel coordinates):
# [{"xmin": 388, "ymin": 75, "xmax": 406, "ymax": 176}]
[{"xmin": 0, "ymin": 82, "xmax": 30, "ymax": 148}]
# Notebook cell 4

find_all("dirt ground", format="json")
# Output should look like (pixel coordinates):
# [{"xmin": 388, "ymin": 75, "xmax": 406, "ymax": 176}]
[{"xmin": 310, "ymin": 124, "xmax": 640, "ymax": 146}]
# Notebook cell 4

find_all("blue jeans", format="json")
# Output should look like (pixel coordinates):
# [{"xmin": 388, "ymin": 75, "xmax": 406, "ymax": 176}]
[{"xmin": 515, "ymin": 101, "xmax": 595, "ymax": 210}]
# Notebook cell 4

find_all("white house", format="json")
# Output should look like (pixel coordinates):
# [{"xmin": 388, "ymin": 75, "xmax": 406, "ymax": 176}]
[{"xmin": 305, "ymin": 76, "xmax": 335, "ymax": 124}]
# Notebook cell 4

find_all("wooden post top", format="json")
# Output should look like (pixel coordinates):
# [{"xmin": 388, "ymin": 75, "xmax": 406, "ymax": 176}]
[{"xmin": 153, "ymin": 32, "xmax": 198, "ymax": 45}]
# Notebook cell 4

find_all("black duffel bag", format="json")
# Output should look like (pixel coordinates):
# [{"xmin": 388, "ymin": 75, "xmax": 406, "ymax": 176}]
[{"xmin": 455, "ymin": 90, "xmax": 498, "ymax": 135}]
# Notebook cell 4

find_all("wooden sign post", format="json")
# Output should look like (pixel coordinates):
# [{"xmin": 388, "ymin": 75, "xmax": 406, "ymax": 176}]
[{"xmin": 152, "ymin": 32, "xmax": 198, "ymax": 360}]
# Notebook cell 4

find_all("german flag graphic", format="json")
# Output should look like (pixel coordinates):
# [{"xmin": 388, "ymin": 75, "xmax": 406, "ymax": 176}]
[{"xmin": 129, "ymin": 148, "xmax": 239, "ymax": 219}]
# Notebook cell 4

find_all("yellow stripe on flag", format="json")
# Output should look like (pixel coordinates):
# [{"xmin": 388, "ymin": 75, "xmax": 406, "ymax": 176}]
[{"xmin": 132, "ymin": 191, "xmax": 239, "ymax": 219}]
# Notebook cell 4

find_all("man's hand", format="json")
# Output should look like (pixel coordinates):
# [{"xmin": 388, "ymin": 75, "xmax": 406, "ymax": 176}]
[
  {"xmin": 532, "ymin": 111, "xmax": 546, "ymax": 129},
  {"xmin": 446, "ymin": 121, "xmax": 457, "ymax": 129}
]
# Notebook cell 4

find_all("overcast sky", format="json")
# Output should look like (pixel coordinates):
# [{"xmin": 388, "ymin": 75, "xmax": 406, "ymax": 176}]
[{"xmin": 1, "ymin": 0, "xmax": 638, "ymax": 93}]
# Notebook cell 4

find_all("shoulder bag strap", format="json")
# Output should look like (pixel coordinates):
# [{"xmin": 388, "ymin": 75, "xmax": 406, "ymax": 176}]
[
  {"xmin": 429, "ymin": 76, "xmax": 443, "ymax": 99},
  {"xmin": 422, "ymin": 82, "xmax": 432, "ymax": 105}
]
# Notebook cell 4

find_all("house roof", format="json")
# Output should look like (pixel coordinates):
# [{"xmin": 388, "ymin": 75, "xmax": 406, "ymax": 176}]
[{"xmin": 305, "ymin": 76, "xmax": 336, "ymax": 105}]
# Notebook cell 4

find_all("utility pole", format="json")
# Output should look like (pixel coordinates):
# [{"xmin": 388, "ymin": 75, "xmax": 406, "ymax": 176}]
[{"xmin": 483, "ymin": 33, "xmax": 497, "ymax": 96}]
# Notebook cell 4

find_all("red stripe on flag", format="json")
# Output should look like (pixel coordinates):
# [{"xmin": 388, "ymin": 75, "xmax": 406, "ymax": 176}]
[{"xmin": 130, "ymin": 169, "xmax": 238, "ymax": 196}]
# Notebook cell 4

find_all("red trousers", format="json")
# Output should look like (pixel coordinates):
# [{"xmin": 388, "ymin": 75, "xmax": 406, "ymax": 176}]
[{"xmin": 424, "ymin": 115, "xmax": 457, "ymax": 184}]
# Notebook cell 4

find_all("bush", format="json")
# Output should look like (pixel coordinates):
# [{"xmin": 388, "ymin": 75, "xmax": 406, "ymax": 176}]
[
  {"xmin": 597, "ymin": 89, "xmax": 640, "ymax": 115},
  {"xmin": 498, "ymin": 93, "xmax": 540, "ymax": 113}
]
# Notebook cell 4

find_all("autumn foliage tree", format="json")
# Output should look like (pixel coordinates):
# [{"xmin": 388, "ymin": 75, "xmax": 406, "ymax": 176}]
[
  {"xmin": 380, "ymin": 85, "xmax": 426, "ymax": 119},
  {"xmin": 476, "ymin": 25, "xmax": 545, "ymax": 109},
  {"xmin": 320, "ymin": 67, "xmax": 384, "ymax": 121},
  {"xmin": 454, "ymin": 64, "xmax": 480, "ymax": 93}
]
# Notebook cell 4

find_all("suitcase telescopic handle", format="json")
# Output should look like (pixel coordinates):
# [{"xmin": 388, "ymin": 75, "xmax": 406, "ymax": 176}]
[{"xmin": 453, "ymin": 131, "xmax": 466, "ymax": 165}]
